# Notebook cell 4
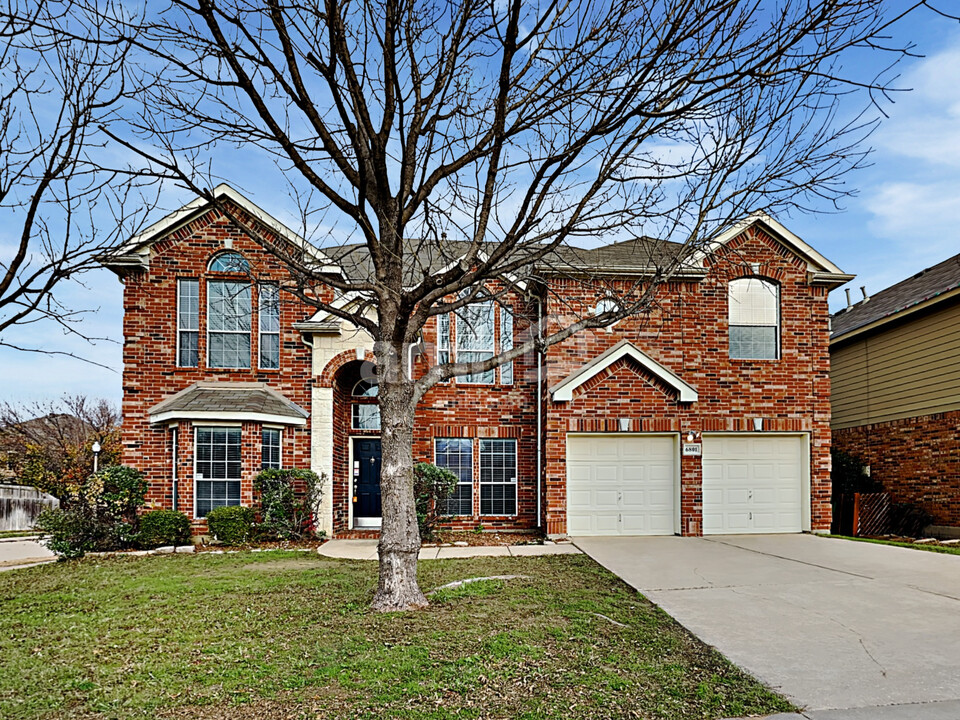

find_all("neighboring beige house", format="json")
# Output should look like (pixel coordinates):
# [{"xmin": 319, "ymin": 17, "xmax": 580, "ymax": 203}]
[{"xmin": 831, "ymin": 254, "xmax": 960, "ymax": 528}]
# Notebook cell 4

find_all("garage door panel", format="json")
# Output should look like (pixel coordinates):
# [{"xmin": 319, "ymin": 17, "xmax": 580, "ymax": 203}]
[
  {"xmin": 567, "ymin": 435, "xmax": 677, "ymax": 537},
  {"xmin": 702, "ymin": 435, "xmax": 805, "ymax": 535}
]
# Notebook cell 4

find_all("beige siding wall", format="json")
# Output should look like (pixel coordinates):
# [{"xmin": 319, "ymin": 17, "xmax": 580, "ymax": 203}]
[{"xmin": 831, "ymin": 298, "xmax": 960, "ymax": 428}]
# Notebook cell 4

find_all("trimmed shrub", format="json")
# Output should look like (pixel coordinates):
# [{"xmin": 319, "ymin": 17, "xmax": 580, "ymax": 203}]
[
  {"xmin": 138, "ymin": 510, "xmax": 192, "ymax": 548},
  {"xmin": 413, "ymin": 463, "xmax": 458, "ymax": 541},
  {"xmin": 254, "ymin": 468, "xmax": 322, "ymax": 540},
  {"xmin": 206, "ymin": 506, "xmax": 256, "ymax": 545},
  {"xmin": 35, "ymin": 507, "xmax": 134, "ymax": 560}
]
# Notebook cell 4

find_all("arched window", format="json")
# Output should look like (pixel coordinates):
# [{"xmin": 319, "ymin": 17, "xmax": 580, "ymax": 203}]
[
  {"xmin": 728, "ymin": 277, "xmax": 779, "ymax": 360},
  {"xmin": 352, "ymin": 377, "xmax": 380, "ymax": 429},
  {"xmin": 208, "ymin": 251, "xmax": 250, "ymax": 273},
  {"xmin": 352, "ymin": 378, "xmax": 379, "ymax": 397}
]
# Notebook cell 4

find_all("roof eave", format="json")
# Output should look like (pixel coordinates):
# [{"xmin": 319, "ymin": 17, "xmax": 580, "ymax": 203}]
[{"xmin": 830, "ymin": 284, "xmax": 960, "ymax": 346}]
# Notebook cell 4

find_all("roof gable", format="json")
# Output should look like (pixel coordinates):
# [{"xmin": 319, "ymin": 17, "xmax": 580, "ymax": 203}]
[
  {"xmin": 101, "ymin": 184, "xmax": 339, "ymax": 275},
  {"xmin": 550, "ymin": 340, "xmax": 698, "ymax": 403},
  {"xmin": 690, "ymin": 213, "xmax": 852, "ymax": 286}
]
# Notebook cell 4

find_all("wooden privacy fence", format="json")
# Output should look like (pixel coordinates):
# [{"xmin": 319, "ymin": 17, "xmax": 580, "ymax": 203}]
[
  {"xmin": 0, "ymin": 484, "xmax": 60, "ymax": 532},
  {"xmin": 832, "ymin": 492, "xmax": 890, "ymax": 537}
]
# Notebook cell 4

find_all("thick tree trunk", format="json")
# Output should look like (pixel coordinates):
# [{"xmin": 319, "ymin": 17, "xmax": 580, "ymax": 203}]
[{"xmin": 370, "ymin": 341, "xmax": 429, "ymax": 612}]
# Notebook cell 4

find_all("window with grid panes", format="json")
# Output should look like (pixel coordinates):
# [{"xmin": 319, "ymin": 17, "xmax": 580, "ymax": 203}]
[
  {"xmin": 261, "ymin": 427, "xmax": 281, "ymax": 470},
  {"xmin": 479, "ymin": 439, "xmax": 517, "ymax": 515},
  {"xmin": 195, "ymin": 427, "xmax": 242, "ymax": 517},
  {"xmin": 435, "ymin": 438, "xmax": 473, "ymax": 515}
]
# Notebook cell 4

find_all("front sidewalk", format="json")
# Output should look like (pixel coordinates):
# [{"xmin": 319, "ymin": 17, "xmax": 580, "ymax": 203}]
[{"xmin": 318, "ymin": 539, "xmax": 581, "ymax": 560}]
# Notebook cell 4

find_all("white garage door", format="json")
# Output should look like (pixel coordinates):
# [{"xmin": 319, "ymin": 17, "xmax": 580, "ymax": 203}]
[
  {"xmin": 567, "ymin": 435, "xmax": 677, "ymax": 536},
  {"xmin": 702, "ymin": 434, "xmax": 806, "ymax": 535}
]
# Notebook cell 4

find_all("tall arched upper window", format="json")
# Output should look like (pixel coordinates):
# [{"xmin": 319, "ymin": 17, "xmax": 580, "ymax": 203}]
[
  {"xmin": 352, "ymin": 378, "xmax": 380, "ymax": 429},
  {"xmin": 728, "ymin": 277, "xmax": 779, "ymax": 360},
  {"xmin": 208, "ymin": 252, "xmax": 250, "ymax": 273}
]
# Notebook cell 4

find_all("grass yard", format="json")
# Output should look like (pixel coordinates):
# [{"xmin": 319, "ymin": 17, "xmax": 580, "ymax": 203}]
[
  {"xmin": 0, "ymin": 552, "xmax": 793, "ymax": 720},
  {"xmin": 830, "ymin": 535, "xmax": 960, "ymax": 556}
]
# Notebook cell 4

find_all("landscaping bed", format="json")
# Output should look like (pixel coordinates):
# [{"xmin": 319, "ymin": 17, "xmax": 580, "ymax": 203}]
[
  {"xmin": 832, "ymin": 534, "xmax": 960, "ymax": 556},
  {"xmin": 429, "ymin": 529, "xmax": 550, "ymax": 547},
  {"xmin": 0, "ymin": 552, "xmax": 793, "ymax": 720}
]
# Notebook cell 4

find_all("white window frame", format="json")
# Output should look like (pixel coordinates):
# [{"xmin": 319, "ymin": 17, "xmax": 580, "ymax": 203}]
[
  {"xmin": 261, "ymin": 426, "xmax": 282, "ymax": 470},
  {"xmin": 499, "ymin": 304, "xmax": 513, "ymax": 385},
  {"xmin": 258, "ymin": 283, "xmax": 281, "ymax": 370},
  {"xmin": 206, "ymin": 279, "xmax": 252, "ymax": 369},
  {"xmin": 193, "ymin": 425, "xmax": 243, "ymax": 518},
  {"xmin": 177, "ymin": 278, "xmax": 199, "ymax": 367},
  {"xmin": 456, "ymin": 298, "xmax": 495, "ymax": 384},
  {"xmin": 728, "ymin": 277, "xmax": 780, "ymax": 361},
  {"xmin": 437, "ymin": 313, "xmax": 450, "ymax": 365},
  {"xmin": 351, "ymin": 378, "xmax": 380, "ymax": 430},
  {"xmin": 479, "ymin": 438, "xmax": 517, "ymax": 517},
  {"xmin": 434, "ymin": 438, "xmax": 474, "ymax": 516}
]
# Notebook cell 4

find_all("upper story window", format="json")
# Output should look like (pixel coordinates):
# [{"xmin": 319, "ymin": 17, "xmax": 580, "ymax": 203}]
[
  {"xmin": 258, "ymin": 284, "xmax": 280, "ymax": 369},
  {"xmin": 177, "ymin": 279, "xmax": 200, "ymax": 367},
  {"xmin": 208, "ymin": 251, "xmax": 249, "ymax": 273},
  {"xmin": 208, "ymin": 280, "xmax": 252, "ymax": 368},
  {"xmin": 729, "ymin": 277, "xmax": 779, "ymax": 360},
  {"xmin": 436, "ymin": 298, "xmax": 514, "ymax": 385}
]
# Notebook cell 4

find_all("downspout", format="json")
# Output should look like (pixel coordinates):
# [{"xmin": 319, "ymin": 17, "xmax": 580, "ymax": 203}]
[
  {"xmin": 536, "ymin": 297, "xmax": 543, "ymax": 529},
  {"xmin": 171, "ymin": 425, "xmax": 178, "ymax": 512}
]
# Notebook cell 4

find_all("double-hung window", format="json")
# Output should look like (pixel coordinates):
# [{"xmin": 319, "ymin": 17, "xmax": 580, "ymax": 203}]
[
  {"xmin": 195, "ymin": 427, "xmax": 242, "ymax": 517},
  {"xmin": 177, "ymin": 279, "xmax": 199, "ymax": 367},
  {"xmin": 261, "ymin": 427, "xmax": 281, "ymax": 470},
  {"xmin": 456, "ymin": 299, "xmax": 495, "ymax": 384},
  {"xmin": 207, "ymin": 280, "xmax": 252, "ymax": 368},
  {"xmin": 479, "ymin": 439, "xmax": 517, "ymax": 515},
  {"xmin": 499, "ymin": 305, "xmax": 513, "ymax": 384},
  {"xmin": 435, "ymin": 438, "xmax": 473, "ymax": 515},
  {"xmin": 258, "ymin": 284, "xmax": 280, "ymax": 369},
  {"xmin": 729, "ymin": 278, "xmax": 779, "ymax": 360}
]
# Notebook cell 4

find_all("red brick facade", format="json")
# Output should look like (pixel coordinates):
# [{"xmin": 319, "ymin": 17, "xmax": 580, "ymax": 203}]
[
  {"xmin": 119, "ymin": 204, "xmax": 321, "ymax": 532},
  {"xmin": 833, "ymin": 412, "xmax": 960, "ymax": 526},
  {"xmin": 117, "ymin": 198, "xmax": 834, "ymax": 537},
  {"xmin": 542, "ymin": 226, "xmax": 833, "ymax": 536}
]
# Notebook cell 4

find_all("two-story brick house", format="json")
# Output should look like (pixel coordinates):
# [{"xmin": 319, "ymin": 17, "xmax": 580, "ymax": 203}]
[{"xmin": 103, "ymin": 185, "xmax": 851, "ymax": 537}]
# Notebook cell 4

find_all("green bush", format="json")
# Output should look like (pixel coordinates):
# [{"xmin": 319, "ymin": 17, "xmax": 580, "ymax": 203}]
[
  {"xmin": 35, "ymin": 464, "xmax": 147, "ymax": 559},
  {"xmin": 138, "ymin": 509, "xmax": 192, "ymax": 548},
  {"xmin": 254, "ymin": 468, "xmax": 322, "ymax": 540},
  {"xmin": 413, "ymin": 463, "xmax": 458, "ymax": 541},
  {"xmin": 206, "ymin": 506, "xmax": 256, "ymax": 545},
  {"xmin": 35, "ymin": 507, "xmax": 134, "ymax": 560}
]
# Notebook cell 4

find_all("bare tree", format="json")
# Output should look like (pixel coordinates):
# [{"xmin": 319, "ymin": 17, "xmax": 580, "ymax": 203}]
[
  {"xmin": 0, "ymin": 394, "xmax": 121, "ymax": 497},
  {"xmin": 0, "ymin": 1, "xmax": 152, "ymax": 359},
  {"xmin": 108, "ymin": 0, "xmax": 942, "ymax": 610}
]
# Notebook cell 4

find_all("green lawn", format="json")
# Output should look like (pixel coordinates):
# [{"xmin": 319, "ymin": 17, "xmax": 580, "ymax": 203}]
[
  {"xmin": 830, "ymin": 535, "xmax": 960, "ymax": 556},
  {"xmin": 0, "ymin": 551, "xmax": 793, "ymax": 720}
]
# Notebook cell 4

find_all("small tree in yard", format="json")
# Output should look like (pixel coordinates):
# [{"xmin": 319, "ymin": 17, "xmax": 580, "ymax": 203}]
[{"xmin": 88, "ymin": 0, "xmax": 947, "ymax": 609}]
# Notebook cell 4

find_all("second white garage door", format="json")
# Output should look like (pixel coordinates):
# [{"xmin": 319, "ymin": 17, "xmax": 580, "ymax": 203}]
[
  {"xmin": 702, "ymin": 434, "xmax": 806, "ymax": 534},
  {"xmin": 567, "ymin": 435, "xmax": 677, "ymax": 536}
]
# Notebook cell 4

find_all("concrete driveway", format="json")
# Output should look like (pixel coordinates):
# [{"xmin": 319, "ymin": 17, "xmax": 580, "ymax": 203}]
[{"xmin": 575, "ymin": 534, "xmax": 960, "ymax": 717}]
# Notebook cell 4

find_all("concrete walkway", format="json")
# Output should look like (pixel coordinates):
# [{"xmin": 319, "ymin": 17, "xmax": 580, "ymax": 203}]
[
  {"xmin": 0, "ymin": 537, "xmax": 55, "ymax": 572},
  {"xmin": 576, "ymin": 534, "xmax": 960, "ymax": 718},
  {"xmin": 318, "ymin": 539, "xmax": 580, "ymax": 560}
]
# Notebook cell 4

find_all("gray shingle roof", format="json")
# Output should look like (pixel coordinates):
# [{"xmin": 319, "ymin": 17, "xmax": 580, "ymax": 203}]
[
  {"xmin": 321, "ymin": 237, "xmax": 689, "ymax": 285},
  {"xmin": 831, "ymin": 254, "xmax": 960, "ymax": 340},
  {"xmin": 148, "ymin": 382, "xmax": 308, "ymax": 422}
]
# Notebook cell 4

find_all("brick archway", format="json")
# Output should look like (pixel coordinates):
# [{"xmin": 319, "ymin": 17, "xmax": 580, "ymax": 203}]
[{"xmin": 318, "ymin": 348, "xmax": 377, "ymax": 388}]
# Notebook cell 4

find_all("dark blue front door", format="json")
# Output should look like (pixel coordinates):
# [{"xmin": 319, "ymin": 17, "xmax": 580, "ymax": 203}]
[{"xmin": 354, "ymin": 438, "xmax": 382, "ymax": 520}]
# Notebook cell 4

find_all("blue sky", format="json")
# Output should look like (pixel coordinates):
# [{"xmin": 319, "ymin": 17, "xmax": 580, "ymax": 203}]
[{"xmin": 1, "ymin": 5, "xmax": 958, "ymax": 407}]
